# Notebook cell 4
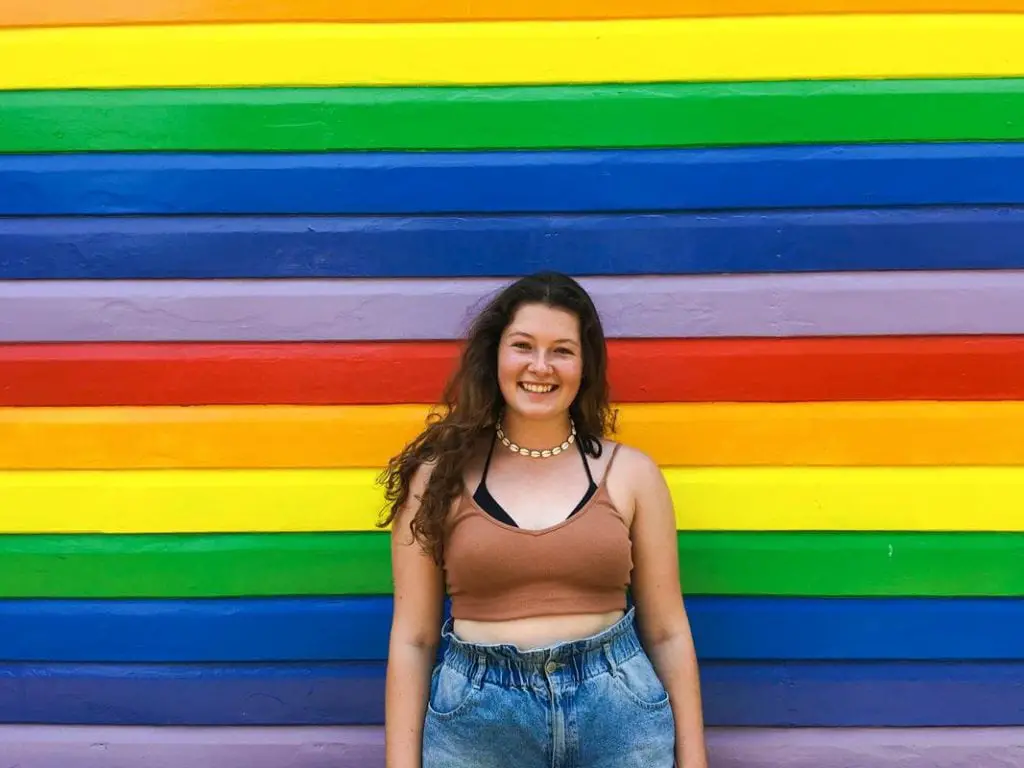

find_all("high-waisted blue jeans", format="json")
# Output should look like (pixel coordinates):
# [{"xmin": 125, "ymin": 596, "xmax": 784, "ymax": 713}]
[{"xmin": 421, "ymin": 608, "xmax": 676, "ymax": 767}]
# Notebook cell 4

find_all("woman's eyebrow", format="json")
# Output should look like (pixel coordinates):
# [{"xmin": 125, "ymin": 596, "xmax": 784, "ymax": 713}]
[{"xmin": 507, "ymin": 330, "xmax": 579, "ymax": 345}]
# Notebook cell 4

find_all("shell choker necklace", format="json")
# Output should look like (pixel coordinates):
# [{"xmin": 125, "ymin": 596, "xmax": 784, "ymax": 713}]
[{"xmin": 495, "ymin": 419, "xmax": 577, "ymax": 459}]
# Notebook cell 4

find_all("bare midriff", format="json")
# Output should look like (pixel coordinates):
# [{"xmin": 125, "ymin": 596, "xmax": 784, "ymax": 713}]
[{"xmin": 453, "ymin": 609, "xmax": 626, "ymax": 650}]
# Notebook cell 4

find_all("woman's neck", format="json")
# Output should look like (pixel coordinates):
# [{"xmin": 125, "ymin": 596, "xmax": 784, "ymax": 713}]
[{"xmin": 499, "ymin": 412, "xmax": 573, "ymax": 451}]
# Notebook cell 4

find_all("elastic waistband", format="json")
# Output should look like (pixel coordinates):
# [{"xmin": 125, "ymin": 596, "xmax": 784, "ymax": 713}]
[{"xmin": 439, "ymin": 608, "xmax": 642, "ymax": 688}]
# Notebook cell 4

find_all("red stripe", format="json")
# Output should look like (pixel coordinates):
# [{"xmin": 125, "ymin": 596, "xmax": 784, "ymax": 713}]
[{"xmin": 1, "ymin": 337, "xmax": 1022, "ymax": 406}]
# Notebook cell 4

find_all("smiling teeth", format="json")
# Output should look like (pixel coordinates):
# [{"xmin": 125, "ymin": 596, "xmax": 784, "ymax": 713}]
[{"xmin": 521, "ymin": 383, "xmax": 555, "ymax": 393}]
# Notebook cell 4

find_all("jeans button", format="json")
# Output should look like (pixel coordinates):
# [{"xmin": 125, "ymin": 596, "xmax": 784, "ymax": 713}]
[{"xmin": 545, "ymin": 661, "xmax": 558, "ymax": 674}]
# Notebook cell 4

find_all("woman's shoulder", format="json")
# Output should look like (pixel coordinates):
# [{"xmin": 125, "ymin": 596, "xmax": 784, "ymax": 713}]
[
  {"xmin": 600, "ymin": 438, "xmax": 661, "ymax": 480},
  {"xmin": 599, "ymin": 439, "xmax": 673, "ymax": 530},
  {"xmin": 598, "ymin": 438, "xmax": 666, "ymax": 513}
]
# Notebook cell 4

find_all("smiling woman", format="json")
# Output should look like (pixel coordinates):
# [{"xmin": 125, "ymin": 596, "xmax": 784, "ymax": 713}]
[{"xmin": 378, "ymin": 272, "xmax": 707, "ymax": 768}]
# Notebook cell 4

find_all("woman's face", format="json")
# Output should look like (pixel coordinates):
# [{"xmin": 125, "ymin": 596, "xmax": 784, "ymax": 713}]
[{"xmin": 497, "ymin": 303, "xmax": 583, "ymax": 422}]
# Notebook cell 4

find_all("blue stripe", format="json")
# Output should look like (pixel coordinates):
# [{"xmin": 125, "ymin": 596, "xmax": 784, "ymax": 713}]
[
  {"xmin": 4, "ymin": 207, "xmax": 1024, "ymax": 279},
  {"xmin": 4, "ymin": 144, "xmax": 1024, "ymax": 215},
  {"xmin": 2, "ymin": 661, "xmax": 1021, "ymax": 727},
  {"xmin": 1, "ymin": 597, "xmax": 1021, "ymax": 662}
]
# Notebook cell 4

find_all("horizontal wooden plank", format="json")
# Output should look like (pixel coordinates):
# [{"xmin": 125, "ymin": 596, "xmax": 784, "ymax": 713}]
[
  {"xmin": 0, "ymin": 532, "xmax": 1019, "ymax": 598},
  {"xmin": 6, "ymin": 402, "xmax": 1024, "ymax": 469},
  {"xmin": 7, "ymin": 207, "xmax": 1024, "ymax": 279},
  {"xmin": 2, "ymin": 726, "xmax": 1022, "ymax": 768},
  {"xmin": 713, "ymin": 727, "xmax": 1024, "ymax": 768},
  {"xmin": 6, "ymin": 16, "xmax": 1024, "ymax": 90},
  {"xmin": 8, "ymin": 144, "xmax": 1024, "ymax": 216},
  {"xmin": 0, "ymin": 724, "xmax": 383, "ymax": 768},
  {"xmin": 3, "ymin": 660, "xmax": 1022, "ymax": 727},
  {"xmin": 0, "ymin": 596, "xmax": 1020, "ymax": 661},
  {"xmin": 2, "ymin": 337, "xmax": 1022, "ymax": 407},
  {"xmin": 4, "ymin": 272, "xmax": 1023, "ymax": 342},
  {"xmin": 1, "ymin": 467, "xmax": 1023, "ymax": 533},
  {"xmin": 7, "ymin": 80, "xmax": 1024, "ymax": 154},
  {"xmin": 6, "ymin": 1, "xmax": 1024, "ymax": 27}
]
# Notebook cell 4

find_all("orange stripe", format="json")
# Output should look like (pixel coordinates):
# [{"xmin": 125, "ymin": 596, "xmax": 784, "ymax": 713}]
[
  {"xmin": 1, "ymin": 402, "xmax": 1023, "ymax": 470},
  {"xmin": 5, "ymin": 1, "xmax": 1024, "ymax": 27}
]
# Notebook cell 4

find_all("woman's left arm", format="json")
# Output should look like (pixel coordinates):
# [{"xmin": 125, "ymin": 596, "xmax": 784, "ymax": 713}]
[{"xmin": 625, "ymin": 449, "xmax": 708, "ymax": 768}]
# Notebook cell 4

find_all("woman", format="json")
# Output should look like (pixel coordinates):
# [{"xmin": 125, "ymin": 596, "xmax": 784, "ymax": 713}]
[{"xmin": 379, "ymin": 271, "xmax": 707, "ymax": 768}]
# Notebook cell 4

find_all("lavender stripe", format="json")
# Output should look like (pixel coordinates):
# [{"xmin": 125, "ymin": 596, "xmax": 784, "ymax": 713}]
[
  {"xmin": 1, "ymin": 726, "xmax": 1022, "ymax": 767},
  {"xmin": 2, "ymin": 272, "xmax": 1023, "ymax": 342},
  {"xmin": 708, "ymin": 727, "xmax": 1024, "ymax": 768}
]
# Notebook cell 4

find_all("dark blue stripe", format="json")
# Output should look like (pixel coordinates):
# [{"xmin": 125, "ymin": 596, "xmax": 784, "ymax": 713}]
[
  {"xmin": 1, "ymin": 661, "xmax": 1021, "ymax": 727},
  {"xmin": 5, "ymin": 144, "xmax": 1024, "ymax": 215},
  {"xmin": 4, "ymin": 207, "xmax": 1024, "ymax": 279},
  {"xmin": 1, "ymin": 597, "xmax": 1021, "ymax": 662}
]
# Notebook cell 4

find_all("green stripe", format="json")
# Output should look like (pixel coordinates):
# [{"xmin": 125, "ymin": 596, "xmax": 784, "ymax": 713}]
[
  {"xmin": 0, "ymin": 532, "xmax": 1019, "ymax": 598},
  {"xmin": 4, "ymin": 79, "xmax": 1024, "ymax": 152}
]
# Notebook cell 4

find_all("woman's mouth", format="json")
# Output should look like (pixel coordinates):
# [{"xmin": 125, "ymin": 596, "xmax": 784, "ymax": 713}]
[{"xmin": 519, "ymin": 382, "xmax": 557, "ymax": 394}]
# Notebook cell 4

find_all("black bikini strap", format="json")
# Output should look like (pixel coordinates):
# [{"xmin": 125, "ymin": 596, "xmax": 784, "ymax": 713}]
[
  {"xmin": 479, "ymin": 429, "xmax": 499, "ymax": 486},
  {"xmin": 576, "ymin": 435, "xmax": 596, "ymax": 486}
]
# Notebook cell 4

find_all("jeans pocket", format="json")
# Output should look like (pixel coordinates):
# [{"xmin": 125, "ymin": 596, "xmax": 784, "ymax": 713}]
[
  {"xmin": 610, "ymin": 652, "xmax": 671, "ymax": 710},
  {"xmin": 426, "ymin": 663, "xmax": 480, "ymax": 720}
]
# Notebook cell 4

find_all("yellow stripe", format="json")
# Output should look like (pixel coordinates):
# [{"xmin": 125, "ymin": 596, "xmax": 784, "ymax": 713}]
[
  {"xmin": 2, "ymin": 402, "xmax": 1023, "ymax": 469},
  {"xmin": 4, "ymin": 15, "xmax": 1024, "ymax": 89},
  {"xmin": 1, "ymin": 467, "xmax": 1020, "ymax": 533}
]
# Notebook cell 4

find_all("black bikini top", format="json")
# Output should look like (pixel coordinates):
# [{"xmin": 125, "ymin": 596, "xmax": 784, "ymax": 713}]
[{"xmin": 472, "ymin": 432, "xmax": 598, "ymax": 528}]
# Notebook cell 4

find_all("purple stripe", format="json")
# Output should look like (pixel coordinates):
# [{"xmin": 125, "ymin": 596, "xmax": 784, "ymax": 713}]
[
  {"xmin": 708, "ymin": 728, "xmax": 1024, "ymax": 768},
  {"xmin": 1, "ymin": 726, "xmax": 1022, "ymax": 767},
  {"xmin": 2, "ymin": 272, "xmax": 1023, "ymax": 342}
]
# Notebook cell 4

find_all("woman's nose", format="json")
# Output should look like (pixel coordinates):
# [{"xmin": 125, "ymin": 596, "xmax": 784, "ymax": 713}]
[{"xmin": 529, "ymin": 353, "xmax": 553, "ymax": 373}]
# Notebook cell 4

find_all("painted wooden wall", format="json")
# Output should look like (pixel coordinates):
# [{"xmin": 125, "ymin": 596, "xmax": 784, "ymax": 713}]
[{"xmin": 1, "ymin": 2, "xmax": 1023, "ymax": 765}]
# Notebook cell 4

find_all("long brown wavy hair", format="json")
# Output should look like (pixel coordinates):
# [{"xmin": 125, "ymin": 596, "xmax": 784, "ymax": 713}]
[{"xmin": 377, "ymin": 271, "xmax": 616, "ymax": 563}]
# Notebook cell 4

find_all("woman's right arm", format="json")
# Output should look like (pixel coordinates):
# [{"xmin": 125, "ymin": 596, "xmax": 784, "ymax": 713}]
[{"xmin": 384, "ymin": 463, "xmax": 446, "ymax": 768}]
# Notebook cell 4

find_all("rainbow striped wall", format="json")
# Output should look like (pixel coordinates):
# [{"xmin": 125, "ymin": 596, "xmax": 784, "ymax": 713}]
[{"xmin": 3, "ymin": 2, "xmax": 1024, "ymax": 766}]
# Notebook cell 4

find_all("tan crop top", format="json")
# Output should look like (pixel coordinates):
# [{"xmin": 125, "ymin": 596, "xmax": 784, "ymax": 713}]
[{"xmin": 442, "ymin": 445, "xmax": 633, "ymax": 622}]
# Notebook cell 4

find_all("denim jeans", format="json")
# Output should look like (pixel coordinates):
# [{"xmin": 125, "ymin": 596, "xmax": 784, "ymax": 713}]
[{"xmin": 422, "ymin": 608, "xmax": 676, "ymax": 767}]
